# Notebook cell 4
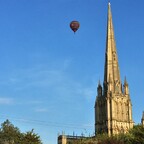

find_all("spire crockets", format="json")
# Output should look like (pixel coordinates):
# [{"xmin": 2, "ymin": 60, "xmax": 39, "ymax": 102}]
[
  {"xmin": 97, "ymin": 80, "xmax": 102, "ymax": 97},
  {"xmin": 104, "ymin": 2, "xmax": 121, "ymax": 93},
  {"xmin": 142, "ymin": 111, "xmax": 144, "ymax": 120},
  {"xmin": 141, "ymin": 111, "xmax": 144, "ymax": 127},
  {"xmin": 124, "ymin": 77, "xmax": 129, "ymax": 95}
]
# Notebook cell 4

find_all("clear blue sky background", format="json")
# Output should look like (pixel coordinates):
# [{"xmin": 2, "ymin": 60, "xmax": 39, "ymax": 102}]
[{"xmin": 0, "ymin": 0, "xmax": 144, "ymax": 144}]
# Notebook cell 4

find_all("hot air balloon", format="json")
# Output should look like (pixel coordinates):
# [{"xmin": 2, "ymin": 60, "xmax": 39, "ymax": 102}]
[{"xmin": 70, "ymin": 21, "xmax": 80, "ymax": 33}]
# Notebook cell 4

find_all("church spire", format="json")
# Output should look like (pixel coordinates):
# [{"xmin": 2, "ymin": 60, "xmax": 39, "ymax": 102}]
[
  {"xmin": 104, "ymin": 3, "xmax": 121, "ymax": 93},
  {"xmin": 95, "ymin": 2, "xmax": 134, "ymax": 136}
]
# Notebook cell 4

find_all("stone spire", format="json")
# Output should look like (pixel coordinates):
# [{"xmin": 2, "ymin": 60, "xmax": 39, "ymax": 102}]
[
  {"xmin": 142, "ymin": 111, "xmax": 144, "ymax": 127},
  {"xmin": 97, "ymin": 80, "xmax": 102, "ymax": 97},
  {"xmin": 95, "ymin": 2, "xmax": 134, "ymax": 136},
  {"xmin": 142, "ymin": 111, "xmax": 144, "ymax": 119},
  {"xmin": 104, "ymin": 2, "xmax": 121, "ymax": 93},
  {"xmin": 124, "ymin": 77, "xmax": 129, "ymax": 95}
]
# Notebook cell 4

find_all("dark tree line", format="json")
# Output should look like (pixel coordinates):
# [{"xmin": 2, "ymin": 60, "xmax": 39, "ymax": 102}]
[{"xmin": 0, "ymin": 119, "xmax": 42, "ymax": 144}]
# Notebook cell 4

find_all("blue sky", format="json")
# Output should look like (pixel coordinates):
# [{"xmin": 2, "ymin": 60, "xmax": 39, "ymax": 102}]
[{"xmin": 0, "ymin": 0, "xmax": 144, "ymax": 144}]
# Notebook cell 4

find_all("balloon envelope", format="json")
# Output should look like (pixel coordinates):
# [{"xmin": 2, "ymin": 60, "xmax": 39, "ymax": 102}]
[{"xmin": 70, "ymin": 21, "xmax": 80, "ymax": 33}]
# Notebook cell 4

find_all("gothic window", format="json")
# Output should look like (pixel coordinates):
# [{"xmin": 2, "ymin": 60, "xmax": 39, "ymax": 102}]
[
  {"xmin": 115, "ymin": 85, "xmax": 119, "ymax": 92},
  {"xmin": 115, "ymin": 80, "xmax": 120, "ymax": 93},
  {"xmin": 116, "ymin": 126, "xmax": 120, "ymax": 134},
  {"xmin": 125, "ymin": 127, "xmax": 128, "ymax": 133},
  {"xmin": 113, "ymin": 54, "xmax": 116, "ymax": 61},
  {"xmin": 120, "ymin": 126, "xmax": 124, "ymax": 133}
]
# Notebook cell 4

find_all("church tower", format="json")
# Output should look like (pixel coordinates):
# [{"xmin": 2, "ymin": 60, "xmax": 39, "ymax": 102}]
[{"xmin": 95, "ymin": 3, "xmax": 134, "ymax": 136}]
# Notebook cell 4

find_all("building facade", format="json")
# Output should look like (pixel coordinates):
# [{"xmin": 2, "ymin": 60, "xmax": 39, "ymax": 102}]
[
  {"xmin": 94, "ymin": 3, "xmax": 134, "ymax": 136},
  {"xmin": 58, "ymin": 135, "xmax": 89, "ymax": 144}
]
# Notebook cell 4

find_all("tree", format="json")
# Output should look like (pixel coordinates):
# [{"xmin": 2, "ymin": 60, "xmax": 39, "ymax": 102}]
[
  {"xmin": 129, "ymin": 125, "xmax": 144, "ymax": 144},
  {"xmin": 0, "ymin": 119, "xmax": 22, "ymax": 144},
  {"xmin": 0, "ymin": 119, "xmax": 42, "ymax": 144},
  {"xmin": 22, "ymin": 129, "xmax": 42, "ymax": 144}
]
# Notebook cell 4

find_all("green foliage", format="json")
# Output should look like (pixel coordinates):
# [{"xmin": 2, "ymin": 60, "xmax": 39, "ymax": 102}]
[
  {"xmin": 129, "ymin": 125, "xmax": 144, "ymax": 144},
  {"xmin": 96, "ymin": 133, "xmax": 109, "ymax": 143},
  {"xmin": 0, "ymin": 119, "xmax": 42, "ymax": 144},
  {"xmin": 71, "ymin": 138, "xmax": 96, "ymax": 144},
  {"xmin": 70, "ymin": 125, "xmax": 144, "ymax": 144},
  {"xmin": 97, "ymin": 126, "xmax": 144, "ymax": 144},
  {"xmin": 23, "ymin": 129, "xmax": 42, "ymax": 144}
]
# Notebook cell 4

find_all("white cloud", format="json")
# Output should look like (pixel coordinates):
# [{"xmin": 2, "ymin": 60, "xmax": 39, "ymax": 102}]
[
  {"xmin": 27, "ymin": 100, "xmax": 44, "ymax": 105},
  {"xmin": 0, "ymin": 97, "xmax": 14, "ymax": 105},
  {"xmin": 5, "ymin": 58, "xmax": 72, "ymax": 90},
  {"xmin": 35, "ymin": 108, "xmax": 48, "ymax": 113},
  {"xmin": 0, "ymin": 58, "xmax": 96, "ymax": 108}
]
